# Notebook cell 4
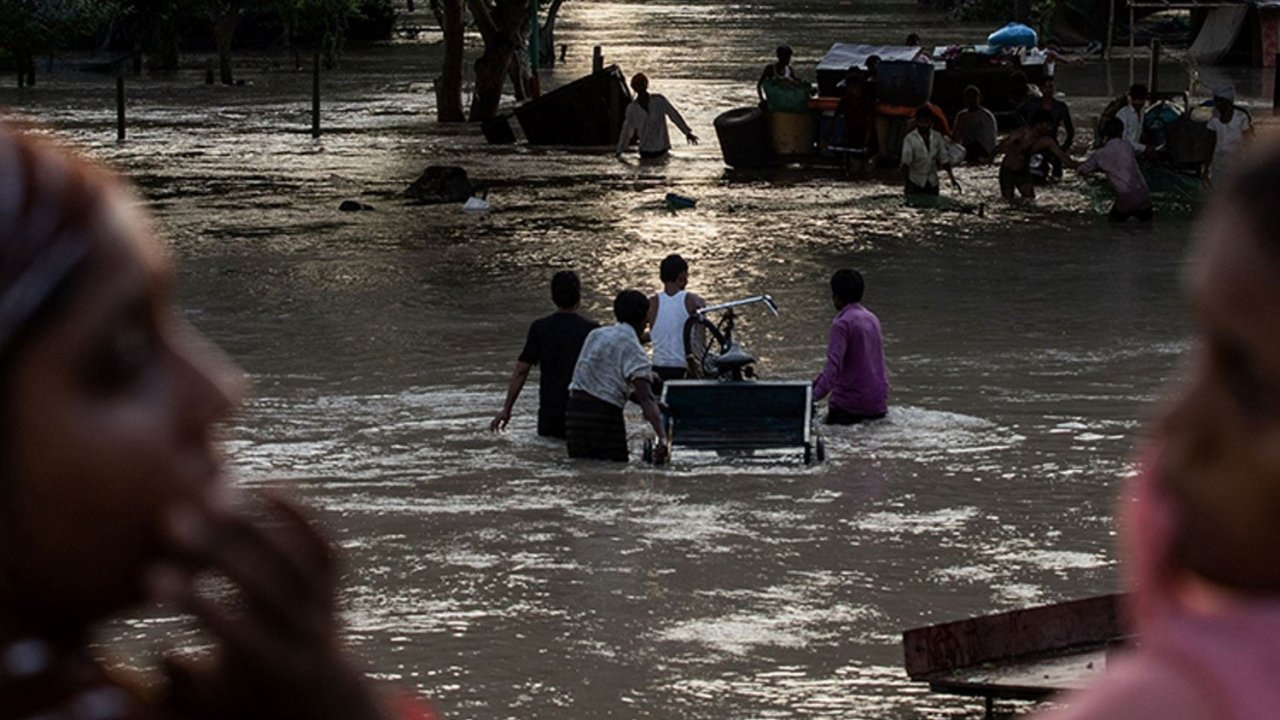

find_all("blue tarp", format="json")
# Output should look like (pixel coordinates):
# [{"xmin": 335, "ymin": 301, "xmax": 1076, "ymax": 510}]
[{"xmin": 987, "ymin": 22, "xmax": 1038, "ymax": 49}]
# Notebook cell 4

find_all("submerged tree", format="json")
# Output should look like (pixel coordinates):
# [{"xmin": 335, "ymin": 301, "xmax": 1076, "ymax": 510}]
[
  {"xmin": 126, "ymin": 0, "xmax": 184, "ymax": 71},
  {"xmin": 434, "ymin": 0, "xmax": 465, "ymax": 121},
  {"xmin": 536, "ymin": 0, "xmax": 564, "ymax": 67},
  {"xmin": 464, "ymin": 0, "xmax": 524, "ymax": 121},
  {"xmin": 426, "ymin": 0, "xmax": 567, "ymax": 122},
  {"xmin": 184, "ymin": 0, "xmax": 244, "ymax": 84},
  {"xmin": 275, "ymin": 0, "xmax": 361, "ymax": 68}
]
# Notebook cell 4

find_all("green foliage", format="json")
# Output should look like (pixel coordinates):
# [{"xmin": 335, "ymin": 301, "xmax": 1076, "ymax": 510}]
[
  {"xmin": 0, "ymin": 0, "xmax": 120, "ymax": 54},
  {"xmin": 952, "ymin": 0, "xmax": 1055, "ymax": 32}
]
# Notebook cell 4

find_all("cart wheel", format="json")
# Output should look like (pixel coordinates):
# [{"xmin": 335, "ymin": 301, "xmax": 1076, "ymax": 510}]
[
  {"xmin": 642, "ymin": 438, "xmax": 654, "ymax": 464},
  {"xmin": 816, "ymin": 436, "xmax": 826, "ymax": 463},
  {"xmin": 803, "ymin": 443, "xmax": 813, "ymax": 465}
]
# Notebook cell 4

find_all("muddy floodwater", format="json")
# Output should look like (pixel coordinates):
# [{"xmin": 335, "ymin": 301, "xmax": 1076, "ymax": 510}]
[{"xmin": 4, "ymin": 0, "xmax": 1269, "ymax": 716}]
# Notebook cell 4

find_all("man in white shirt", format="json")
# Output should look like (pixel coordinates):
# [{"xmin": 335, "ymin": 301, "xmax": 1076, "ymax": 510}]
[
  {"xmin": 566, "ymin": 290, "xmax": 669, "ymax": 462},
  {"xmin": 1206, "ymin": 84, "xmax": 1253, "ymax": 184},
  {"xmin": 899, "ymin": 106, "xmax": 958, "ymax": 195},
  {"xmin": 615, "ymin": 73, "xmax": 698, "ymax": 159},
  {"xmin": 645, "ymin": 254, "xmax": 707, "ymax": 381},
  {"xmin": 1115, "ymin": 83, "xmax": 1149, "ymax": 154}
]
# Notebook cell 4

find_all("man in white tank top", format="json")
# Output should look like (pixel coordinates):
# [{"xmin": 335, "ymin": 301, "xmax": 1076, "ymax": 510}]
[{"xmin": 645, "ymin": 254, "xmax": 706, "ymax": 380}]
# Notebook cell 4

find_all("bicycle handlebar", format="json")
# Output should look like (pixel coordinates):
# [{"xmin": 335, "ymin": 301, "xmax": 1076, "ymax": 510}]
[{"xmin": 696, "ymin": 294, "xmax": 779, "ymax": 318}]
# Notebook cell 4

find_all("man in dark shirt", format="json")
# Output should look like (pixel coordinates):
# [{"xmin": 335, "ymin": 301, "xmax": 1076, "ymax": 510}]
[
  {"xmin": 491, "ymin": 271, "xmax": 598, "ymax": 438},
  {"xmin": 1016, "ymin": 75, "xmax": 1074, "ymax": 180}
]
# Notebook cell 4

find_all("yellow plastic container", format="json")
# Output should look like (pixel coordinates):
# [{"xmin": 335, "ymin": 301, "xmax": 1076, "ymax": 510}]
[{"xmin": 768, "ymin": 111, "xmax": 817, "ymax": 156}]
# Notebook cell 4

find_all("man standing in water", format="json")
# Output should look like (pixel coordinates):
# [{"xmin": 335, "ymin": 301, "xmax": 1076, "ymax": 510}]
[
  {"xmin": 1206, "ymin": 84, "xmax": 1253, "ymax": 184},
  {"xmin": 1115, "ymin": 83, "xmax": 1149, "ymax": 154},
  {"xmin": 566, "ymin": 290, "xmax": 669, "ymax": 462},
  {"xmin": 616, "ymin": 73, "xmax": 699, "ymax": 159},
  {"xmin": 757, "ymin": 45, "xmax": 801, "ymax": 102},
  {"xmin": 647, "ymin": 254, "xmax": 707, "ymax": 381},
  {"xmin": 899, "ymin": 107, "xmax": 958, "ymax": 195},
  {"xmin": 1016, "ymin": 75, "xmax": 1075, "ymax": 180},
  {"xmin": 813, "ymin": 269, "xmax": 888, "ymax": 425},
  {"xmin": 491, "ymin": 271, "xmax": 598, "ymax": 438},
  {"xmin": 993, "ymin": 109, "xmax": 1076, "ymax": 201},
  {"xmin": 952, "ymin": 85, "xmax": 997, "ymax": 163},
  {"xmin": 1078, "ymin": 117, "xmax": 1152, "ymax": 222}
]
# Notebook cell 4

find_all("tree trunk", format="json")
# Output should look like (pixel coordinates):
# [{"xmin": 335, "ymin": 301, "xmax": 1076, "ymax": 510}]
[
  {"xmin": 213, "ymin": 5, "xmax": 240, "ymax": 85},
  {"xmin": 406, "ymin": 0, "xmax": 415, "ymax": 10},
  {"xmin": 436, "ymin": 0, "xmax": 465, "ymax": 122},
  {"xmin": 22, "ymin": 55, "xmax": 35, "ymax": 88},
  {"xmin": 509, "ymin": 57, "xmax": 527, "ymax": 101},
  {"xmin": 468, "ymin": 45, "xmax": 514, "ymax": 121},
  {"xmin": 156, "ymin": 22, "xmax": 181, "ymax": 70},
  {"xmin": 538, "ymin": 0, "xmax": 565, "ymax": 67}
]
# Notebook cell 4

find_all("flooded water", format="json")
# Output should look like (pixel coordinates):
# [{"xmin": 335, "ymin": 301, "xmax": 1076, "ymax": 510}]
[{"xmin": 3, "ymin": 0, "xmax": 1265, "ymax": 716}]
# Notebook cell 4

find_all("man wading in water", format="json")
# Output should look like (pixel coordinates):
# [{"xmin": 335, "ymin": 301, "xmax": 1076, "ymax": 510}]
[
  {"xmin": 899, "ymin": 106, "xmax": 958, "ymax": 196},
  {"xmin": 565, "ymin": 290, "xmax": 669, "ymax": 463},
  {"xmin": 757, "ymin": 44, "xmax": 802, "ymax": 103},
  {"xmin": 813, "ymin": 269, "xmax": 889, "ymax": 425},
  {"xmin": 615, "ymin": 73, "xmax": 698, "ymax": 160},
  {"xmin": 646, "ymin": 254, "xmax": 706, "ymax": 381},
  {"xmin": 993, "ymin": 109, "xmax": 1076, "ymax": 201},
  {"xmin": 491, "ymin": 271, "xmax": 598, "ymax": 438}
]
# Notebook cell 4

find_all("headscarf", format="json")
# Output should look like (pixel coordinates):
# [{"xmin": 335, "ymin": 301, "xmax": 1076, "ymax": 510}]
[
  {"xmin": 1213, "ymin": 84, "xmax": 1236, "ymax": 103},
  {"xmin": 0, "ymin": 125, "xmax": 98, "ymax": 360}
]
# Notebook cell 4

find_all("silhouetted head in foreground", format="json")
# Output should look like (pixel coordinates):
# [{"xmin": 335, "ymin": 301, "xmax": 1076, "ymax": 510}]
[{"xmin": 1159, "ymin": 136, "xmax": 1280, "ymax": 592}]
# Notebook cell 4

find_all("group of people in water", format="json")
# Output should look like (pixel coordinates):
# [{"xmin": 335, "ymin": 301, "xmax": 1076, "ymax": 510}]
[
  {"xmin": 2, "ymin": 37, "xmax": 1280, "ymax": 718},
  {"xmin": 615, "ymin": 42, "xmax": 1256, "ymax": 223},
  {"xmin": 490, "ymin": 255, "xmax": 889, "ymax": 463},
  {"xmin": 828, "ymin": 61, "xmax": 1255, "ymax": 218}
]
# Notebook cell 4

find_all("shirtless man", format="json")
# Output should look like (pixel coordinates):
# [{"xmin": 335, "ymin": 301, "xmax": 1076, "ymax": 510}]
[{"xmin": 993, "ymin": 109, "xmax": 1076, "ymax": 200}]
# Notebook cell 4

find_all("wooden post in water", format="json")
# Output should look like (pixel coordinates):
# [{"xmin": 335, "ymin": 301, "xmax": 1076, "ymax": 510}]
[
  {"xmin": 311, "ymin": 51, "xmax": 321, "ymax": 138},
  {"xmin": 1273, "ymin": 54, "xmax": 1280, "ymax": 109},
  {"xmin": 116, "ymin": 73, "xmax": 126, "ymax": 142},
  {"xmin": 1149, "ymin": 39, "xmax": 1161, "ymax": 94},
  {"xmin": 1128, "ymin": 3, "xmax": 1136, "ymax": 86},
  {"xmin": 206, "ymin": 59, "xmax": 215, "ymax": 85},
  {"xmin": 1105, "ymin": 0, "xmax": 1115, "ymax": 59},
  {"xmin": 593, "ymin": 46, "xmax": 603, "ymax": 73}
]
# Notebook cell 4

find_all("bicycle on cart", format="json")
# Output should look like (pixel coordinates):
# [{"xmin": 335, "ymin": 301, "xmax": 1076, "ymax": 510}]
[{"xmin": 643, "ymin": 295, "xmax": 826, "ymax": 465}]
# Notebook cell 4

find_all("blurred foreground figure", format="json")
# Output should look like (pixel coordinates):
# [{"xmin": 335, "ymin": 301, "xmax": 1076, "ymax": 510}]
[
  {"xmin": 0, "ymin": 124, "xmax": 433, "ymax": 720},
  {"xmin": 1042, "ymin": 138, "xmax": 1280, "ymax": 719}
]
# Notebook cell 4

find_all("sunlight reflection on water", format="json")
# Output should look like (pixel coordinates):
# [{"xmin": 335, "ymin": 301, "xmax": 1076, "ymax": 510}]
[{"xmin": 2, "ymin": 0, "xmax": 1231, "ymax": 715}]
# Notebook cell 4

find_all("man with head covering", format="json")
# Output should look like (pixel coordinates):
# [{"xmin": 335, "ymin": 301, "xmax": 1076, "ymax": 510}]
[
  {"xmin": 615, "ymin": 73, "xmax": 698, "ymax": 159},
  {"xmin": 1206, "ymin": 84, "xmax": 1253, "ymax": 184}
]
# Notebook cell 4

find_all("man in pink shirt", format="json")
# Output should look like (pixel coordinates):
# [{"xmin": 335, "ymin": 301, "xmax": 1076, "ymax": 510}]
[
  {"xmin": 1077, "ymin": 117, "xmax": 1153, "ymax": 223},
  {"xmin": 813, "ymin": 269, "xmax": 889, "ymax": 424}
]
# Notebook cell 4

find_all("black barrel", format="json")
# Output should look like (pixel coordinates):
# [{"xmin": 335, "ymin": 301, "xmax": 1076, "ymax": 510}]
[
  {"xmin": 714, "ymin": 106, "xmax": 777, "ymax": 169},
  {"xmin": 481, "ymin": 113, "xmax": 517, "ymax": 144}
]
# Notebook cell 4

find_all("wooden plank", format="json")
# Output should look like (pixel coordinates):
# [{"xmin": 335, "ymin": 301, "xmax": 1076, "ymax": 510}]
[
  {"xmin": 903, "ymin": 594, "xmax": 1124, "ymax": 679},
  {"xmin": 927, "ymin": 647, "xmax": 1109, "ymax": 700}
]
